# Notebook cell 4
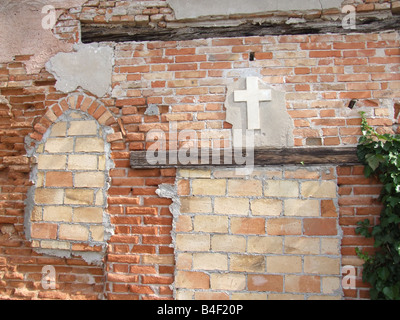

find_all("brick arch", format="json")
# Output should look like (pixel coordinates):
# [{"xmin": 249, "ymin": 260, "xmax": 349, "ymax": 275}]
[{"xmin": 30, "ymin": 93, "xmax": 119, "ymax": 143}]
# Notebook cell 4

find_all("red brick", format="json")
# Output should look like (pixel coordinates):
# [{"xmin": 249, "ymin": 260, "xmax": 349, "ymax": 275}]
[
  {"xmin": 304, "ymin": 218, "xmax": 337, "ymax": 236},
  {"xmin": 248, "ymin": 274, "xmax": 283, "ymax": 292},
  {"xmin": 46, "ymin": 172, "xmax": 73, "ymax": 187},
  {"xmin": 31, "ymin": 223, "xmax": 57, "ymax": 239}
]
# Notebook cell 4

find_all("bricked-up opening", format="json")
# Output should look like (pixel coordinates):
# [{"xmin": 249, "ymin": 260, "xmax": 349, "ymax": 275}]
[{"xmin": 26, "ymin": 108, "xmax": 114, "ymax": 265}]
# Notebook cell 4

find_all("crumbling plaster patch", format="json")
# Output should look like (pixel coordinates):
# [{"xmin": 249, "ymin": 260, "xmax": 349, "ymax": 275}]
[
  {"xmin": 0, "ymin": 0, "xmax": 86, "ymax": 74},
  {"xmin": 45, "ymin": 44, "xmax": 114, "ymax": 98}
]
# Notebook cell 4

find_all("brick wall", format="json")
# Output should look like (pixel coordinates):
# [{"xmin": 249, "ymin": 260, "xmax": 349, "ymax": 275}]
[
  {"xmin": 0, "ymin": 0, "xmax": 399, "ymax": 300},
  {"xmin": 174, "ymin": 167, "xmax": 342, "ymax": 300}
]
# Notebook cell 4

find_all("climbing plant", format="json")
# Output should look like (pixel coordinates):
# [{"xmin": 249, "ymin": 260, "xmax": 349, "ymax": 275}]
[{"xmin": 356, "ymin": 111, "xmax": 400, "ymax": 300}]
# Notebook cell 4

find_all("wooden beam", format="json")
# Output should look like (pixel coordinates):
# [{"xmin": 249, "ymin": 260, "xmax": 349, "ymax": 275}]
[
  {"xmin": 130, "ymin": 147, "xmax": 359, "ymax": 168},
  {"xmin": 81, "ymin": 17, "xmax": 400, "ymax": 43}
]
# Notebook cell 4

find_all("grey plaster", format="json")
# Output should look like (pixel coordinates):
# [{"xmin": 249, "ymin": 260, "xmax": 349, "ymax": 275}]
[
  {"xmin": 145, "ymin": 104, "xmax": 160, "ymax": 116},
  {"xmin": 167, "ymin": 0, "xmax": 344, "ymax": 20},
  {"xmin": 225, "ymin": 77, "xmax": 294, "ymax": 148},
  {"xmin": 155, "ymin": 183, "xmax": 179, "ymax": 299},
  {"xmin": 45, "ymin": 44, "xmax": 114, "ymax": 98}
]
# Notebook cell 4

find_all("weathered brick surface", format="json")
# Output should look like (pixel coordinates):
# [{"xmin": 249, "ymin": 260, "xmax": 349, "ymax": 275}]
[
  {"xmin": 0, "ymin": 3, "xmax": 397, "ymax": 299},
  {"xmin": 174, "ymin": 167, "xmax": 343, "ymax": 299}
]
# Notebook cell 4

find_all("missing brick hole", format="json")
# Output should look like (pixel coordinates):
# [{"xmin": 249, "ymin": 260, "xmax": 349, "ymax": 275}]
[{"xmin": 249, "ymin": 52, "xmax": 255, "ymax": 61}]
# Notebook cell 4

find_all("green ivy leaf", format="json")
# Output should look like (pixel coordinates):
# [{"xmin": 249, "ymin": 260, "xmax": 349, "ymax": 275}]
[
  {"xmin": 366, "ymin": 153, "xmax": 385, "ymax": 171},
  {"xmin": 377, "ymin": 267, "xmax": 390, "ymax": 281},
  {"xmin": 356, "ymin": 111, "xmax": 400, "ymax": 300}
]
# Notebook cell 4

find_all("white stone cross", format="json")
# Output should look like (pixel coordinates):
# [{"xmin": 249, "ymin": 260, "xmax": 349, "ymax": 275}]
[{"xmin": 233, "ymin": 77, "xmax": 272, "ymax": 130}]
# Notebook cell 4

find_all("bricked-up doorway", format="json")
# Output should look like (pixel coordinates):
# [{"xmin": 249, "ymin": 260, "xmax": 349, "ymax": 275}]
[{"xmin": 23, "ymin": 94, "xmax": 118, "ymax": 299}]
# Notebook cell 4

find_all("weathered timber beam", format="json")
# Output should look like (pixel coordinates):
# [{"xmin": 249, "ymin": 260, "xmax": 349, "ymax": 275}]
[
  {"xmin": 130, "ymin": 147, "xmax": 360, "ymax": 168},
  {"xmin": 82, "ymin": 17, "xmax": 400, "ymax": 43}
]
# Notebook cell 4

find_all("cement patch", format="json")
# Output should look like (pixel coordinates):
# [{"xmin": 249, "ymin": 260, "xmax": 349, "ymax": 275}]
[
  {"xmin": 225, "ymin": 77, "xmax": 294, "ymax": 148},
  {"xmin": 46, "ymin": 44, "xmax": 114, "ymax": 97}
]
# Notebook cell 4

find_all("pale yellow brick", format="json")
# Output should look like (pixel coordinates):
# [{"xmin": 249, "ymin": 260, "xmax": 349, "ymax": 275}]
[
  {"xmin": 322, "ymin": 276, "xmax": 341, "ymax": 295},
  {"xmin": 251, "ymin": 199, "xmax": 282, "ymax": 216},
  {"xmin": 267, "ymin": 256, "xmax": 302, "ymax": 273},
  {"xmin": 90, "ymin": 225, "xmax": 105, "ymax": 242},
  {"xmin": 192, "ymin": 179, "xmax": 226, "ymax": 196},
  {"xmin": 176, "ymin": 290, "xmax": 194, "ymax": 300},
  {"xmin": 95, "ymin": 190, "xmax": 104, "ymax": 206},
  {"xmin": 285, "ymin": 237, "xmax": 320, "ymax": 255},
  {"xmin": 268, "ymin": 293, "xmax": 304, "ymax": 300},
  {"xmin": 304, "ymin": 257, "xmax": 341, "ymax": 275},
  {"xmin": 36, "ymin": 172, "xmax": 44, "ymax": 187},
  {"xmin": 64, "ymin": 189, "xmax": 94, "ymax": 205},
  {"xmin": 44, "ymin": 138, "xmax": 74, "ymax": 153},
  {"xmin": 34, "ymin": 189, "xmax": 64, "ymax": 205},
  {"xmin": 75, "ymin": 137, "xmax": 104, "ymax": 153},
  {"xmin": 179, "ymin": 169, "xmax": 211, "ymax": 178},
  {"xmin": 176, "ymin": 253, "xmax": 193, "ymax": 270},
  {"xmin": 74, "ymin": 172, "xmax": 105, "ymax": 188},
  {"xmin": 59, "ymin": 224, "xmax": 89, "ymax": 241},
  {"xmin": 176, "ymin": 215, "xmax": 193, "ymax": 232},
  {"xmin": 68, "ymin": 155, "xmax": 98, "ymax": 170},
  {"xmin": 231, "ymin": 293, "xmax": 268, "ymax": 300},
  {"xmin": 321, "ymin": 238, "xmax": 340, "ymax": 255},
  {"xmin": 230, "ymin": 255, "xmax": 265, "ymax": 272},
  {"xmin": 248, "ymin": 236, "xmax": 283, "ymax": 254},
  {"xmin": 32, "ymin": 240, "xmax": 41, "ymax": 248},
  {"xmin": 211, "ymin": 235, "xmax": 246, "ymax": 252},
  {"xmin": 264, "ymin": 180, "xmax": 299, "ymax": 197},
  {"xmin": 31, "ymin": 206, "xmax": 43, "ymax": 221},
  {"xmin": 193, "ymin": 253, "xmax": 228, "ymax": 271},
  {"xmin": 214, "ymin": 197, "xmax": 249, "ymax": 215},
  {"xmin": 193, "ymin": 215, "xmax": 228, "ymax": 233},
  {"xmin": 251, "ymin": 169, "xmax": 283, "ymax": 179},
  {"xmin": 210, "ymin": 273, "xmax": 246, "ymax": 291},
  {"xmin": 228, "ymin": 180, "xmax": 262, "ymax": 196},
  {"xmin": 212, "ymin": 169, "xmax": 241, "ymax": 178},
  {"xmin": 98, "ymin": 155, "xmax": 106, "ymax": 170},
  {"xmin": 50, "ymin": 122, "xmax": 67, "ymax": 137},
  {"xmin": 37, "ymin": 155, "xmax": 67, "ymax": 170},
  {"xmin": 301, "ymin": 181, "xmax": 337, "ymax": 198},
  {"xmin": 284, "ymin": 199, "xmax": 320, "ymax": 217},
  {"xmin": 308, "ymin": 295, "xmax": 341, "ymax": 300},
  {"xmin": 43, "ymin": 206, "xmax": 73, "ymax": 222},
  {"xmin": 176, "ymin": 234, "xmax": 210, "ymax": 252},
  {"xmin": 68, "ymin": 120, "xmax": 97, "ymax": 136},
  {"xmin": 176, "ymin": 271, "xmax": 210, "ymax": 289},
  {"xmin": 74, "ymin": 207, "xmax": 103, "ymax": 223},
  {"xmin": 40, "ymin": 240, "xmax": 70, "ymax": 250},
  {"xmin": 180, "ymin": 197, "xmax": 212, "ymax": 213},
  {"xmin": 36, "ymin": 144, "xmax": 44, "ymax": 153}
]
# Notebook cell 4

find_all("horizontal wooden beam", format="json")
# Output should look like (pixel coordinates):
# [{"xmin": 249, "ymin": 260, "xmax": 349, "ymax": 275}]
[
  {"xmin": 130, "ymin": 147, "xmax": 360, "ymax": 168},
  {"xmin": 81, "ymin": 17, "xmax": 400, "ymax": 43}
]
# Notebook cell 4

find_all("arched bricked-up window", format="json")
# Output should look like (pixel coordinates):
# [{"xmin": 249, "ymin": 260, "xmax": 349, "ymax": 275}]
[{"xmin": 25, "ymin": 94, "xmax": 117, "ymax": 264}]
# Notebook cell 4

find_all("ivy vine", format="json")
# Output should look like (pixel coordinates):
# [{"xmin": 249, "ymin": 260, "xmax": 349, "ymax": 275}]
[{"xmin": 356, "ymin": 111, "xmax": 400, "ymax": 300}]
